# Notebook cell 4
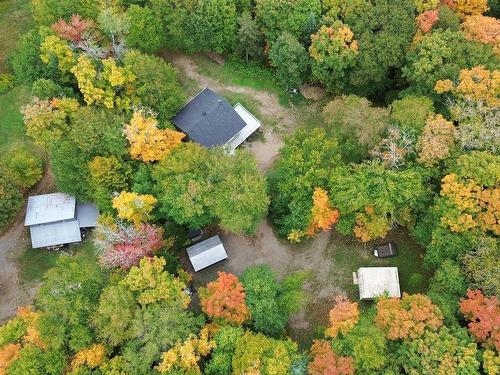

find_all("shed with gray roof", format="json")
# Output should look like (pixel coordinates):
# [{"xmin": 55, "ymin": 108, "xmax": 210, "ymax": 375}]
[
  {"xmin": 353, "ymin": 267, "xmax": 401, "ymax": 300},
  {"xmin": 25, "ymin": 193, "xmax": 99, "ymax": 248},
  {"xmin": 186, "ymin": 235, "xmax": 228, "ymax": 272}
]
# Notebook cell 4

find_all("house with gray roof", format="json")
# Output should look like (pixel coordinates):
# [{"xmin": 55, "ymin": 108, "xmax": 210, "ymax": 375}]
[
  {"xmin": 172, "ymin": 88, "xmax": 261, "ymax": 153},
  {"xmin": 24, "ymin": 193, "xmax": 99, "ymax": 248}
]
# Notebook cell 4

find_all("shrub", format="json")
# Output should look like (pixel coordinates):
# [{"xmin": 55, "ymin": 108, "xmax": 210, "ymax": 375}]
[
  {"xmin": 0, "ymin": 73, "xmax": 15, "ymax": 94},
  {"xmin": 0, "ymin": 177, "xmax": 22, "ymax": 229},
  {"xmin": 31, "ymin": 79, "xmax": 65, "ymax": 99},
  {"xmin": 1, "ymin": 145, "xmax": 43, "ymax": 191}
]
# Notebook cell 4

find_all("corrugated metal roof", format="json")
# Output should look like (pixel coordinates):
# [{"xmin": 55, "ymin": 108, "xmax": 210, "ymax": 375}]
[
  {"xmin": 25, "ymin": 193, "xmax": 76, "ymax": 226},
  {"xmin": 30, "ymin": 220, "xmax": 82, "ymax": 248},
  {"xmin": 172, "ymin": 88, "xmax": 246, "ymax": 148},
  {"xmin": 226, "ymin": 103, "xmax": 261, "ymax": 153},
  {"xmin": 76, "ymin": 203, "xmax": 99, "ymax": 228},
  {"xmin": 357, "ymin": 267, "xmax": 401, "ymax": 300},
  {"xmin": 186, "ymin": 235, "xmax": 228, "ymax": 272}
]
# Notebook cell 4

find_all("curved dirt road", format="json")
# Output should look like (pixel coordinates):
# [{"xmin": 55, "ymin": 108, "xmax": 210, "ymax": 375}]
[{"xmin": 0, "ymin": 169, "xmax": 54, "ymax": 323}]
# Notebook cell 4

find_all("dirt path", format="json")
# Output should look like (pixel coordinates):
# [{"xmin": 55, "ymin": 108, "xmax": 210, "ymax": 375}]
[
  {"xmin": 165, "ymin": 52, "xmax": 302, "ymax": 171},
  {"xmin": 0, "ymin": 169, "xmax": 54, "ymax": 323},
  {"xmin": 168, "ymin": 53, "xmax": 339, "ymax": 346}
]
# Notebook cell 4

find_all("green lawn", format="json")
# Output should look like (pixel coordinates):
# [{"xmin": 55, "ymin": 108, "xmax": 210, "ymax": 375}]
[
  {"xmin": 0, "ymin": 0, "xmax": 33, "ymax": 72},
  {"xmin": 0, "ymin": 84, "xmax": 32, "ymax": 151},
  {"xmin": 329, "ymin": 228, "xmax": 432, "ymax": 301},
  {"xmin": 17, "ymin": 240, "xmax": 98, "ymax": 284},
  {"xmin": 192, "ymin": 54, "xmax": 304, "ymax": 106}
]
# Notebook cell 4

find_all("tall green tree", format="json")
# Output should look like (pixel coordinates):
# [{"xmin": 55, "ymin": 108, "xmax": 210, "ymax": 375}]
[
  {"xmin": 328, "ymin": 162, "xmax": 431, "ymax": 241},
  {"xmin": 268, "ymin": 128, "xmax": 343, "ymax": 239},
  {"xmin": 153, "ymin": 143, "xmax": 269, "ymax": 234},
  {"xmin": 403, "ymin": 30, "xmax": 499, "ymax": 98},
  {"xmin": 126, "ymin": 5, "xmax": 163, "ymax": 53},
  {"xmin": 345, "ymin": 0, "xmax": 417, "ymax": 97},
  {"xmin": 241, "ymin": 265, "xmax": 306, "ymax": 337},
  {"xmin": 236, "ymin": 12, "xmax": 263, "ymax": 63},
  {"xmin": 123, "ymin": 50, "xmax": 185, "ymax": 121},
  {"xmin": 255, "ymin": 0, "xmax": 322, "ymax": 43},
  {"xmin": 309, "ymin": 21, "xmax": 359, "ymax": 92},
  {"xmin": 269, "ymin": 32, "xmax": 309, "ymax": 89}
]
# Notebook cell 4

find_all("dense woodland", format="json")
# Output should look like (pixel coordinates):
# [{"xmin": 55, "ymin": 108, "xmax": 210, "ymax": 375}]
[{"xmin": 0, "ymin": 0, "xmax": 499, "ymax": 374}]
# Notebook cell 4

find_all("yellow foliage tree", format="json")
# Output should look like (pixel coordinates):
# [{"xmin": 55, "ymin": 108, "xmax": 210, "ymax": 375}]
[
  {"xmin": 123, "ymin": 111, "xmax": 185, "ymax": 163},
  {"xmin": 70, "ymin": 55, "xmax": 136, "ymax": 110},
  {"xmin": 455, "ymin": 0, "xmax": 489, "ymax": 18},
  {"xmin": 40, "ymin": 35, "xmax": 75, "ymax": 73},
  {"xmin": 71, "ymin": 344, "xmax": 107, "ymax": 370},
  {"xmin": 112, "ymin": 191, "xmax": 157, "ymax": 226},
  {"xmin": 417, "ymin": 114, "xmax": 457, "ymax": 166},
  {"xmin": 353, "ymin": 206, "xmax": 391, "ymax": 242},
  {"xmin": 435, "ymin": 66, "xmax": 500, "ymax": 106},
  {"xmin": 156, "ymin": 325, "xmax": 216, "ymax": 374},
  {"xmin": 440, "ymin": 173, "xmax": 500, "ymax": 235},
  {"xmin": 121, "ymin": 256, "xmax": 190, "ymax": 308}
]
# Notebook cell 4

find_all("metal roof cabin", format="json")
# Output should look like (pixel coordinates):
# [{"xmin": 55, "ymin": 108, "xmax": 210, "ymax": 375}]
[
  {"xmin": 24, "ymin": 193, "xmax": 99, "ymax": 248},
  {"xmin": 172, "ymin": 88, "xmax": 261, "ymax": 153},
  {"xmin": 353, "ymin": 267, "xmax": 401, "ymax": 300},
  {"xmin": 186, "ymin": 235, "xmax": 228, "ymax": 272}
]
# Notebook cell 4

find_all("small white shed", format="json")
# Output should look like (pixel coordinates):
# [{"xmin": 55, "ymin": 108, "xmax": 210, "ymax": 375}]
[
  {"xmin": 353, "ymin": 267, "xmax": 401, "ymax": 300},
  {"xmin": 186, "ymin": 235, "xmax": 228, "ymax": 272}
]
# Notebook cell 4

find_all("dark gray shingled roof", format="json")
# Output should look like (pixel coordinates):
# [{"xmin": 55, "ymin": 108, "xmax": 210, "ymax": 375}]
[{"xmin": 172, "ymin": 88, "xmax": 246, "ymax": 148}]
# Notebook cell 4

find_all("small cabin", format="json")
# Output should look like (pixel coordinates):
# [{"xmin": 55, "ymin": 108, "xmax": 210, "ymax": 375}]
[{"xmin": 353, "ymin": 267, "xmax": 401, "ymax": 300}]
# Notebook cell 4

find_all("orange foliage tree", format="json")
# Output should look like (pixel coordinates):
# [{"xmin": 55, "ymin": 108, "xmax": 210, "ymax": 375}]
[
  {"xmin": 0, "ymin": 343, "xmax": 20, "ymax": 375},
  {"xmin": 199, "ymin": 272, "xmax": 250, "ymax": 325},
  {"xmin": 123, "ymin": 111, "xmax": 185, "ymax": 163},
  {"xmin": 375, "ymin": 293, "xmax": 444, "ymax": 340},
  {"xmin": 462, "ymin": 15, "xmax": 500, "ymax": 56},
  {"xmin": 417, "ymin": 114, "xmax": 457, "ymax": 166},
  {"xmin": 306, "ymin": 187, "xmax": 340, "ymax": 237},
  {"xmin": 325, "ymin": 295, "xmax": 359, "ymax": 339},
  {"xmin": 308, "ymin": 339, "xmax": 354, "ymax": 375},
  {"xmin": 459, "ymin": 289, "xmax": 500, "ymax": 351}
]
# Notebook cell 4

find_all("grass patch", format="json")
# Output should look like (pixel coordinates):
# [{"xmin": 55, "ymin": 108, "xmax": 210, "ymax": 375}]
[
  {"xmin": 192, "ymin": 54, "xmax": 304, "ymax": 106},
  {"xmin": 0, "ymin": 84, "xmax": 32, "ymax": 151},
  {"xmin": 329, "ymin": 228, "xmax": 432, "ymax": 301},
  {"xmin": 17, "ymin": 240, "xmax": 97, "ymax": 284},
  {"xmin": 0, "ymin": 0, "xmax": 33, "ymax": 72}
]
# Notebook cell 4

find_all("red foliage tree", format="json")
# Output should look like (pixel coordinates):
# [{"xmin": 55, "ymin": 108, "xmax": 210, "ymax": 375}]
[
  {"xmin": 308, "ymin": 340, "xmax": 354, "ymax": 375},
  {"xmin": 326, "ymin": 295, "xmax": 359, "ymax": 338},
  {"xmin": 459, "ymin": 289, "xmax": 500, "ymax": 351},
  {"xmin": 199, "ymin": 272, "xmax": 250, "ymax": 325},
  {"xmin": 51, "ymin": 14, "xmax": 94, "ymax": 43},
  {"xmin": 375, "ymin": 293, "xmax": 444, "ymax": 340},
  {"xmin": 94, "ymin": 221, "xmax": 164, "ymax": 270},
  {"xmin": 417, "ymin": 9, "xmax": 439, "ymax": 33}
]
